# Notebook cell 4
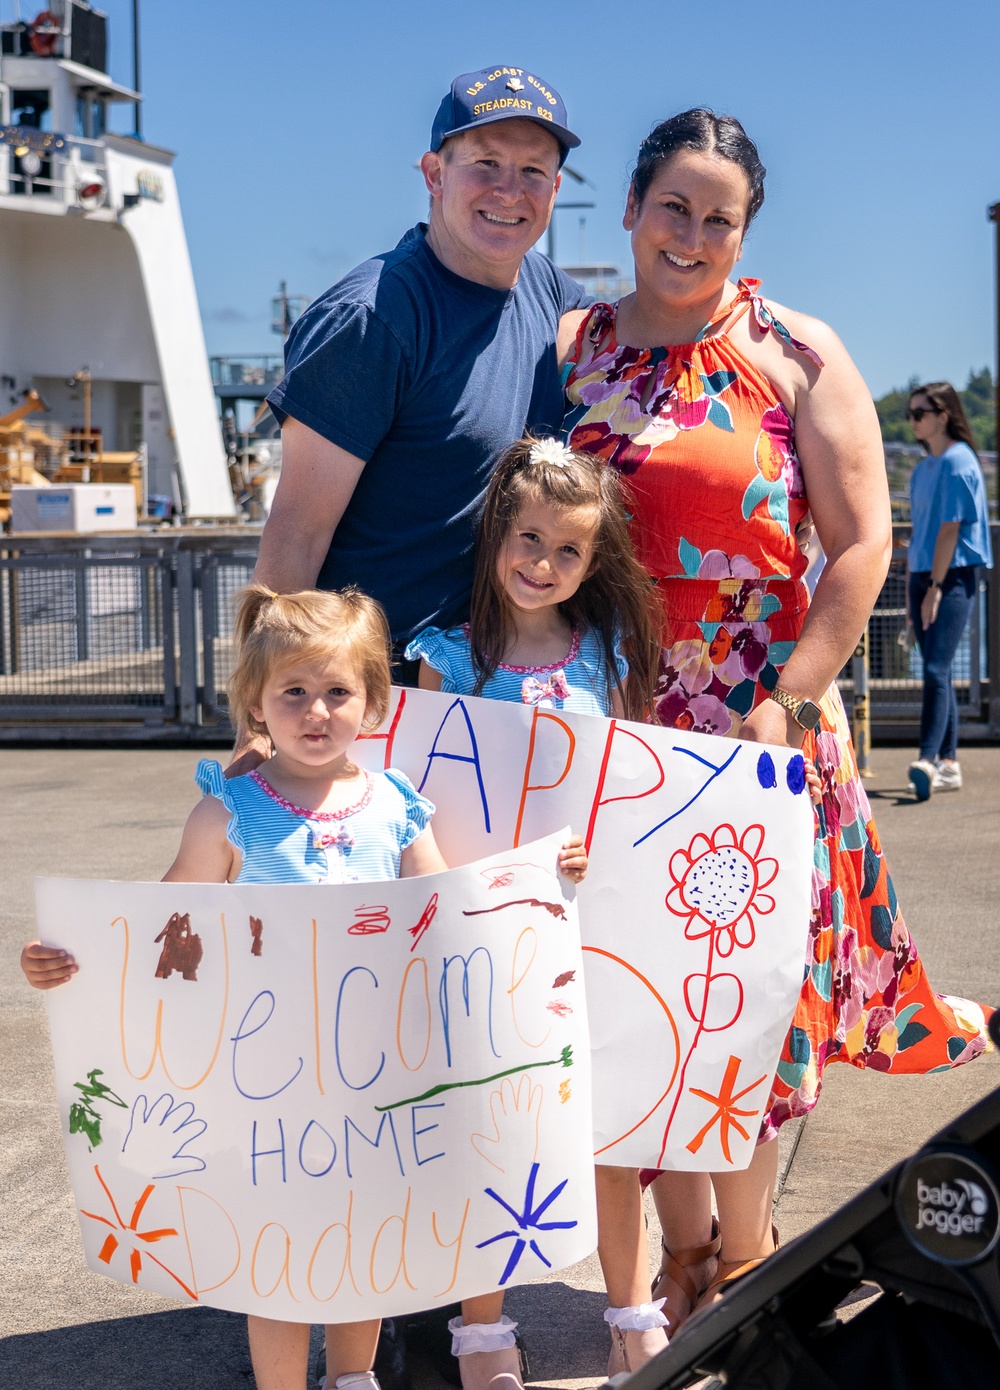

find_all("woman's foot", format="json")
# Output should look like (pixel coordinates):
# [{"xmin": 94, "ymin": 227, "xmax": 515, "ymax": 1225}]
[
  {"xmin": 650, "ymin": 1216, "xmax": 721, "ymax": 1336},
  {"xmin": 909, "ymin": 758, "xmax": 937, "ymax": 801},
  {"xmin": 604, "ymin": 1302, "xmax": 669, "ymax": 1377},
  {"xmin": 448, "ymin": 1317, "xmax": 523, "ymax": 1390},
  {"xmin": 691, "ymin": 1225, "xmax": 779, "ymax": 1317},
  {"xmin": 934, "ymin": 760, "xmax": 963, "ymax": 791}
]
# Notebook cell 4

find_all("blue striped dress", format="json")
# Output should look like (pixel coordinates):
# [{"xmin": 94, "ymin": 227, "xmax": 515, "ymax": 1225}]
[
  {"xmin": 404, "ymin": 623, "xmax": 627, "ymax": 716},
  {"xmin": 195, "ymin": 760, "xmax": 434, "ymax": 885}
]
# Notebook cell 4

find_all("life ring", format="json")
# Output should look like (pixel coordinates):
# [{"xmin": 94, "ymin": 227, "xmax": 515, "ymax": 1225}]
[{"xmin": 28, "ymin": 10, "xmax": 61, "ymax": 57}]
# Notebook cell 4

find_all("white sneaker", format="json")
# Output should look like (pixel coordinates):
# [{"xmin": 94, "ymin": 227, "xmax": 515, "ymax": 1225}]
[
  {"xmin": 908, "ymin": 759, "xmax": 937, "ymax": 801},
  {"xmin": 933, "ymin": 761, "xmax": 963, "ymax": 792}
]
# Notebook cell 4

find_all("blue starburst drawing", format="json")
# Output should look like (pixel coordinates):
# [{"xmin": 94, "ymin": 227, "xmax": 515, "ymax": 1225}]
[{"xmin": 476, "ymin": 1162, "xmax": 578, "ymax": 1285}]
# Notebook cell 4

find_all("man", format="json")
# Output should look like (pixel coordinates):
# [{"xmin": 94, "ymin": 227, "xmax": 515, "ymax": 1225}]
[
  {"xmin": 236, "ymin": 68, "xmax": 587, "ymax": 1390},
  {"xmin": 243, "ymin": 65, "xmax": 586, "ymax": 728}
]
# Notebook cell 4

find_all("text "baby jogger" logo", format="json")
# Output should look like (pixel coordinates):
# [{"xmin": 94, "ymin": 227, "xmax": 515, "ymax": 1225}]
[
  {"xmin": 916, "ymin": 1177, "xmax": 988, "ymax": 1235},
  {"xmin": 897, "ymin": 1149, "xmax": 1000, "ymax": 1267}
]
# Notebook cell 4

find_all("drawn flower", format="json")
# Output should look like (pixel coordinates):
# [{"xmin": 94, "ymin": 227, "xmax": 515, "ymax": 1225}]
[
  {"xmin": 80, "ymin": 1165, "xmax": 195, "ymax": 1298},
  {"xmin": 476, "ymin": 1162, "xmax": 578, "ymax": 1285},
  {"xmin": 665, "ymin": 824, "xmax": 779, "ymax": 957}
]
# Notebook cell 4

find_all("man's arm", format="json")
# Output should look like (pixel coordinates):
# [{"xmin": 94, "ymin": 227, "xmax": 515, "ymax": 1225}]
[
  {"xmin": 253, "ymin": 416, "xmax": 367, "ymax": 591},
  {"xmin": 228, "ymin": 417, "xmax": 367, "ymax": 775}
]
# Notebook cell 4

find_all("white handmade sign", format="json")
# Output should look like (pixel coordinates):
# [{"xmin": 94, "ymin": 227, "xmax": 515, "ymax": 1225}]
[
  {"xmin": 353, "ymin": 688, "xmax": 814, "ymax": 1172},
  {"xmin": 36, "ymin": 832, "xmax": 596, "ymax": 1323}
]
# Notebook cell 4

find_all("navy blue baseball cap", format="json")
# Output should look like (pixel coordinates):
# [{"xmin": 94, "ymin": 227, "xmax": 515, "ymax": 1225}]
[{"xmin": 430, "ymin": 65, "xmax": 581, "ymax": 165}]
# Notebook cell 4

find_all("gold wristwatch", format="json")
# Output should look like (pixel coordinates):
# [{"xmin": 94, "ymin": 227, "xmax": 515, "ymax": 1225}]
[{"xmin": 769, "ymin": 687, "xmax": 822, "ymax": 732}]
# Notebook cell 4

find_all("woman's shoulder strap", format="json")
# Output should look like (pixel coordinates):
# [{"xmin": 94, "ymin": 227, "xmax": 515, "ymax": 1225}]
[{"xmin": 731, "ymin": 278, "xmax": 825, "ymax": 368}]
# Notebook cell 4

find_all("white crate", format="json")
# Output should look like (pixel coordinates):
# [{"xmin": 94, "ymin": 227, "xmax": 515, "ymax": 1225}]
[{"xmin": 11, "ymin": 484, "xmax": 138, "ymax": 533}]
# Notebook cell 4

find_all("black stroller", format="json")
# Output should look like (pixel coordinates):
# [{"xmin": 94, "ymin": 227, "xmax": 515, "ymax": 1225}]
[{"xmin": 611, "ymin": 1032, "xmax": 1000, "ymax": 1390}]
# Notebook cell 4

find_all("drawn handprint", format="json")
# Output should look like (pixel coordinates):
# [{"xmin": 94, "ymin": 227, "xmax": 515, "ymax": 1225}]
[
  {"xmin": 121, "ymin": 1093, "xmax": 208, "ymax": 1179},
  {"xmin": 471, "ymin": 1074, "xmax": 543, "ymax": 1174}
]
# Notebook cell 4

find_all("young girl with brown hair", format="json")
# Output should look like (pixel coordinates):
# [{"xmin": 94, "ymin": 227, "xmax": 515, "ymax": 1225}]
[
  {"xmin": 407, "ymin": 436, "xmax": 662, "ymax": 721},
  {"xmin": 408, "ymin": 436, "xmax": 670, "ymax": 1375}
]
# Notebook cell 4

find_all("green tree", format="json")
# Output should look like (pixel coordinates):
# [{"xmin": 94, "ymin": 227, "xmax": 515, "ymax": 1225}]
[{"xmin": 874, "ymin": 369, "xmax": 995, "ymax": 451}]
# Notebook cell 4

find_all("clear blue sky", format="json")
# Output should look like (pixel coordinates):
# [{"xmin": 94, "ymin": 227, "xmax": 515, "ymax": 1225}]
[{"xmin": 68, "ymin": 0, "xmax": 1000, "ymax": 397}]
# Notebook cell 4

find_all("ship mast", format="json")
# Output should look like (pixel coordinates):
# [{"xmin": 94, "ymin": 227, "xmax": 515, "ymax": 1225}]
[{"xmin": 132, "ymin": 0, "xmax": 141, "ymax": 137}]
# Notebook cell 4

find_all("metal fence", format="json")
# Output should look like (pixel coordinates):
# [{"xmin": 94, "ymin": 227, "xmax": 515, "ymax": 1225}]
[
  {"xmin": 844, "ymin": 524, "xmax": 1000, "ymax": 740},
  {"xmin": 0, "ymin": 530, "xmax": 259, "ymax": 741},
  {"xmin": 0, "ymin": 525, "xmax": 997, "ymax": 742}
]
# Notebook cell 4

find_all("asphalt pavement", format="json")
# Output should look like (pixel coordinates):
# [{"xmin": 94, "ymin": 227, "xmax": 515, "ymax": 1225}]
[{"xmin": 1, "ymin": 743, "xmax": 997, "ymax": 1388}]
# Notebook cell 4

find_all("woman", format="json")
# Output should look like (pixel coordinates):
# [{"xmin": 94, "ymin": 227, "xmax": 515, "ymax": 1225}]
[
  {"xmin": 556, "ymin": 109, "xmax": 991, "ymax": 1355},
  {"xmin": 904, "ymin": 383, "xmax": 993, "ymax": 801}
]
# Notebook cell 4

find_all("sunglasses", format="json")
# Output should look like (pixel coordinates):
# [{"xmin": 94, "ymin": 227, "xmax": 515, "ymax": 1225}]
[{"xmin": 906, "ymin": 406, "xmax": 942, "ymax": 422}]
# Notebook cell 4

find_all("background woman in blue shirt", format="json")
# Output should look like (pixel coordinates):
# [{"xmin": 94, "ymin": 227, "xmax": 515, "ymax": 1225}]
[{"xmin": 906, "ymin": 382, "xmax": 994, "ymax": 800}]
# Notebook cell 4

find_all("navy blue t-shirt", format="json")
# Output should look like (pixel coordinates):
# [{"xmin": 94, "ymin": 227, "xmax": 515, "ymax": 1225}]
[{"xmin": 267, "ymin": 225, "xmax": 589, "ymax": 646}]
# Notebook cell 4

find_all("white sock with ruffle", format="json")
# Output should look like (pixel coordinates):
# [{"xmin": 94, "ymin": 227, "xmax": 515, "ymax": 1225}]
[
  {"xmin": 604, "ymin": 1299, "xmax": 668, "ymax": 1331},
  {"xmin": 448, "ymin": 1315, "xmax": 518, "ymax": 1356}
]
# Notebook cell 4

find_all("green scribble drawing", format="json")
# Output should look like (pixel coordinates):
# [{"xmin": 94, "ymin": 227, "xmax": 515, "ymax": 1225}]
[
  {"xmin": 68, "ymin": 1069, "xmax": 127, "ymax": 1151},
  {"xmin": 376, "ymin": 1045, "xmax": 574, "ymax": 1113}
]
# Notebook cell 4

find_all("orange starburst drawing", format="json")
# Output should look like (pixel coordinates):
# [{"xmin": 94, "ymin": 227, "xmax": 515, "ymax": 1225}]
[
  {"xmin": 665, "ymin": 824, "xmax": 778, "ymax": 957},
  {"xmin": 80, "ymin": 1164, "xmax": 197, "ymax": 1298},
  {"xmin": 685, "ymin": 1055, "xmax": 766, "ymax": 1164}
]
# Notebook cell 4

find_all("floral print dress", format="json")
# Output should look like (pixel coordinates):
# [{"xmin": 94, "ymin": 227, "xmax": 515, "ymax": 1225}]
[{"xmin": 564, "ymin": 280, "xmax": 990, "ymax": 1138}]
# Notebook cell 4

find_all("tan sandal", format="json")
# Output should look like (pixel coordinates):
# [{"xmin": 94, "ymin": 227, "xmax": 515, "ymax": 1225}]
[
  {"xmin": 691, "ymin": 1224, "xmax": 779, "ymax": 1316},
  {"xmin": 651, "ymin": 1216, "xmax": 722, "ymax": 1335},
  {"xmin": 607, "ymin": 1325, "xmax": 669, "ymax": 1378}
]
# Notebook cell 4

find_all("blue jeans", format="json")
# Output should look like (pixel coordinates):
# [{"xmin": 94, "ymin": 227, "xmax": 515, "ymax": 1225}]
[{"xmin": 908, "ymin": 567, "xmax": 977, "ymax": 762}]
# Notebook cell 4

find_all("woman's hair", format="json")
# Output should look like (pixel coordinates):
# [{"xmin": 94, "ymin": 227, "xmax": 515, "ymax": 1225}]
[
  {"xmin": 229, "ymin": 585, "xmax": 392, "ymax": 737},
  {"xmin": 909, "ymin": 381, "xmax": 980, "ymax": 458},
  {"xmin": 469, "ymin": 437, "xmax": 662, "ymax": 721},
  {"xmin": 630, "ymin": 108, "xmax": 766, "ymax": 228}
]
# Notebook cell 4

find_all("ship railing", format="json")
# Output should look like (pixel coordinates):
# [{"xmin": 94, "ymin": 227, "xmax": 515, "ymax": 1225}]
[
  {"xmin": 0, "ymin": 135, "xmax": 110, "ymax": 208},
  {"xmin": 0, "ymin": 524, "xmax": 996, "ymax": 743}
]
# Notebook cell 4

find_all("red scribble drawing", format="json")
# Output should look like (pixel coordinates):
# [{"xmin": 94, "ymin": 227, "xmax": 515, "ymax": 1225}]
[
  {"xmin": 463, "ymin": 899, "xmax": 567, "ymax": 922},
  {"xmin": 657, "ymin": 824, "xmax": 778, "ymax": 1165},
  {"xmin": 408, "ymin": 893, "xmax": 439, "ymax": 951},
  {"xmin": 349, "ymin": 905, "xmax": 391, "ymax": 936},
  {"xmin": 80, "ymin": 1164, "xmax": 196, "ymax": 1298},
  {"xmin": 479, "ymin": 862, "xmax": 542, "ymax": 890},
  {"xmin": 153, "ymin": 913, "xmax": 203, "ymax": 981},
  {"xmin": 551, "ymin": 970, "xmax": 575, "ymax": 988},
  {"xmin": 685, "ymin": 1055, "xmax": 767, "ymax": 1164},
  {"xmin": 249, "ymin": 916, "xmax": 263, "ymax": 957},
  {"xmin": 546, "ymin": 1000, "xmax": 573, "ymax": 1018}
]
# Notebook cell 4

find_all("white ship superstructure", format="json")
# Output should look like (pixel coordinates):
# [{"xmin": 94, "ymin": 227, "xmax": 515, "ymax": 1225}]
[{"xmin": 0, "ymin": 0, "xmax": 234, "ymax": 516}]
